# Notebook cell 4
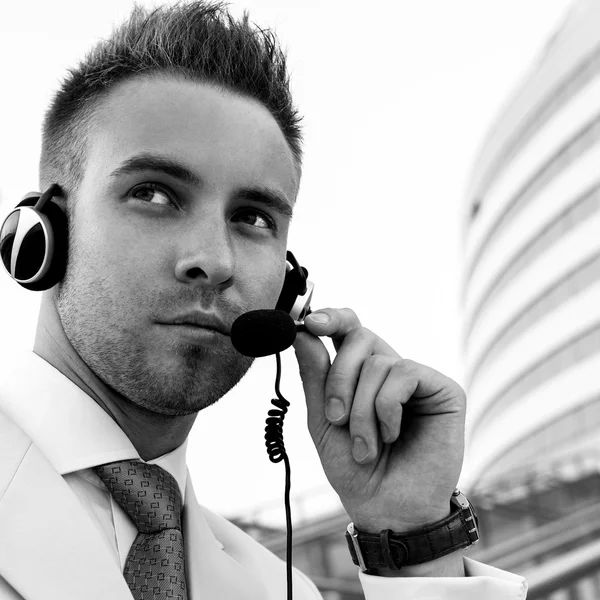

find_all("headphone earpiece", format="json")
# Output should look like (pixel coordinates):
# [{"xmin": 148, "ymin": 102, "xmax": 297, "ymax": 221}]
[
  {"xmin": 275, "ymin": 250, "xmax": 314, "ymax": 321},
  {"xmin": 0, "ymin": 184, "xmax": 68, "ymax": 291}
]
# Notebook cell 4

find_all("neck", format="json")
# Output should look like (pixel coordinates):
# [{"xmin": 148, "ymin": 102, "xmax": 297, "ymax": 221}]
[{"xmin": 34, "ymin": 289, "xmax": 197, "ymax": 461}]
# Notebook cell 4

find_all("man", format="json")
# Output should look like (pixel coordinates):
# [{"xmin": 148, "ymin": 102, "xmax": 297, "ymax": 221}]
[{"xmin": 0, "ymin": 2, "xmax": 527, "ymax": 598}]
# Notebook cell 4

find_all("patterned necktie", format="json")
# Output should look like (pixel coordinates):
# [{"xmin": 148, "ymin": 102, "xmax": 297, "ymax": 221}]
[{"xmin": 93, "ymin": 460, "xmax": 188, "ymax": 600}]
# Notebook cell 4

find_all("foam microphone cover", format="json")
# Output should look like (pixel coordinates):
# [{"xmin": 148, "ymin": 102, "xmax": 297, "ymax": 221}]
[{"xmin": 231, "ymin": 309, "xmax": 297, "ymax": 357}]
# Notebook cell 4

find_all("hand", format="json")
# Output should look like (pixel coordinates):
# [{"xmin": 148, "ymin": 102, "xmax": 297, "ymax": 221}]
[{"xmin": 293, "ymin": 308, "xmax": 466, "ymax": 535}]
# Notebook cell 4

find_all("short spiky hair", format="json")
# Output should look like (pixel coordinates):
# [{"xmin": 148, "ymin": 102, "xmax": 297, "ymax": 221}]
[{"xmin": 39, "ymin": 1, "xmax": 303, "ymax": 198}]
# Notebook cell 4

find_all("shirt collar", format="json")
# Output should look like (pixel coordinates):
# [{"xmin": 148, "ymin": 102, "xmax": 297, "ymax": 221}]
[{"xmin": 0, "ymin": 350, "xmax": 188, "ymax": 499}]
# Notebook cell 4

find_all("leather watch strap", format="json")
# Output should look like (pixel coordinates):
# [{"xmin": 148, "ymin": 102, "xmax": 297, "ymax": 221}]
[{"xmin": 345, "ymin": 489, "xmax": 479, "ymax": 573}]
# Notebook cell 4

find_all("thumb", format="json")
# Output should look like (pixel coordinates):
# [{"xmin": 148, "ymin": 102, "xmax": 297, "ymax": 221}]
[{"xmin": 293, "ymin": 331, "xmax": 332, "ymax": 432}]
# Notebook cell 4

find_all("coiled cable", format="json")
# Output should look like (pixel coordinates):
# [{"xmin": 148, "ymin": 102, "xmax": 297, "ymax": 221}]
[{"xmin": 264, "ymin": 352, "xmax": 293, "ymax": 600}]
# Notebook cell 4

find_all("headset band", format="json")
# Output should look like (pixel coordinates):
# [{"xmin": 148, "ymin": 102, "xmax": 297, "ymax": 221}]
[{"xmin": 34, "ymin": 183, "xmax": 61, "ymax": 213}]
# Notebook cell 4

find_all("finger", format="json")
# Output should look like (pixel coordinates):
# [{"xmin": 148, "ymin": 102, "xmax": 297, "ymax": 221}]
[
  {"xmin": 348, "ymin": 355, "xmax": 397, "ymax": 463},
  {"xmin": 323, "ymin": 327, "xmax": 379, "ymax": 426},
  {"xmin": 292, "ymin": 330, "xmax": 332, "ymax": 436},
  {"xmin": 375, "ymin": 360, "xmax": 467, "ymax": 485},
  {"xmin": 304, "ymin": 308, "xmax": 361, "ymax": 351},
  {"xmin": 373, "ymin": 360, "xmax": 466, "ymax": 446},
  {"xmin": 393, "ymin": 359, "xmax": 466, "ymax": 416},
  {"xmin": 304, "ymin": 308, "xmax": 401, "ymax": 357},
  {"xmin": 374, "ymin": 360, "xmax": 420, "ymax": 444}
]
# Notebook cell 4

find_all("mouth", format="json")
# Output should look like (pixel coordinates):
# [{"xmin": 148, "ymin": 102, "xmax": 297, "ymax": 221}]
[
  {"xmin": 159, "ymin": 322, "xmax": 230, "ymax": 348},
  {"xmin": 169, "ymin": 322, "xmax": 230, "ymax": 336},
  {"xmin": 161, "ymin": 312, "xmax": 231, "ymax": 337}
]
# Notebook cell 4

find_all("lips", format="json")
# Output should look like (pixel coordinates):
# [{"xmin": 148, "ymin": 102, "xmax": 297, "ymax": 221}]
[{"xmin": 162, "ymin": 312, "xmax": 230, "ymax": 336}]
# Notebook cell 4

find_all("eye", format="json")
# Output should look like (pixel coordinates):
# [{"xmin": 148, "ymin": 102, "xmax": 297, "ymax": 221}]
[
  {"xmin": 234, "ymin": 208, "xmax": 276, "ymax": 231},
  {"xmin": 129, "ymin": 183, "xmax": 175, "ymax": 207}
]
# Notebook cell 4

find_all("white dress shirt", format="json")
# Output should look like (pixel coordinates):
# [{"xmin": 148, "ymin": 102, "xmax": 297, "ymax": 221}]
[{"xmin": 0, "ymin": 350, "xmax": 528, "ymax": 599}]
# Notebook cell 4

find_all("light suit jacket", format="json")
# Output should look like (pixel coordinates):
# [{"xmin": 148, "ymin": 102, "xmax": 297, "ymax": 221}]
[
  {"xmin": 0, "ymin": 410, "xmax": 321, "ymax": 599},
  {"xmin": 0, "ymin": 350, "xmax": 528, "ymax": 600}
]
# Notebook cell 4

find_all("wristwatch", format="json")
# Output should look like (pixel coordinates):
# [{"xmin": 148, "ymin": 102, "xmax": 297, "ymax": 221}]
[{"xmin": 345, "ymin": 489, "xmax": 480, "ymax": 574}]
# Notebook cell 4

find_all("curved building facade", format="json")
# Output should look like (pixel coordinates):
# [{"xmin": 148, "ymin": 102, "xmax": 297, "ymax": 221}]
[{"xmin": 460, "ymin": 0, "xmax": 600, "ymax": 509}]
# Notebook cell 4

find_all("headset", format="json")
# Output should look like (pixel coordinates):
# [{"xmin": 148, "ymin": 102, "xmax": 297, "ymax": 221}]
[{"xmin": 0, "ymin": 183, "xmax": 314, "ymax": 318}]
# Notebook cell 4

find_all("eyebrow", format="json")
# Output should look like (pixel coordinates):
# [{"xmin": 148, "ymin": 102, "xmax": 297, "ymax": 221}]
[
  {"xmin": 235, "ymin": 187, "xmax": 294, "ymax": 220},
  {"xmin": 109, "ymin": 152, "xmax": 294, "ymax": 219},
  {"xmin": 109, "ymin": 153, "xmax": 202, "ymax": 188}
]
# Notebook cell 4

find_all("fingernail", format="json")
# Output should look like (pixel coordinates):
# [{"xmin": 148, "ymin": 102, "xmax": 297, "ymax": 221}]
[
  {"xmin": 308, "ymin": 312, "xmax": 330, "ymax": 324},
  {"xmin": 326, "ymin": 397, "xmax": 345, "ymax": 422},
  {"xmin": 352, "ymin": 437, "xmax": 369, "ymax": 462}
]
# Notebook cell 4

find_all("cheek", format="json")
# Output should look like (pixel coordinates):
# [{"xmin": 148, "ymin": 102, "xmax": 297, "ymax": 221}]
[
  {"xmin": 268, "ymin": 264, "xmax": 288, "ymax": 308},
  {"xmin": 239, "ymin": 254, "xmax": 287, "ymax": 311},
  {"xmin": 69, "ymin": 212, "xmax": 160, "ymax": 297},
  {"xmin": 86, "ymin": 201, "xmax": 163, "ymax": 263}
]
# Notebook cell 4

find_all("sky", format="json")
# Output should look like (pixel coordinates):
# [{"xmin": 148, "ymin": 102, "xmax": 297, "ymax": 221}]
[{"xmin": 0, "ymin": 0, "xmax": 575, "ymax": 525}]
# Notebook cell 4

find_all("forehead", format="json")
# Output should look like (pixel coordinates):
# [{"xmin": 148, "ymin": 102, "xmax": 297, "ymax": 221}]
[{"xmin": 86, "ymin": 74, "xmax": 298, "ymax": 198}]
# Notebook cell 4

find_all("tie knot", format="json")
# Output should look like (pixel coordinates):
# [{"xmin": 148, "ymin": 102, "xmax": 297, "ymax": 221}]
[{"xmin": 93, "ymin": 460, "xmax": 183, "ymax": 534}]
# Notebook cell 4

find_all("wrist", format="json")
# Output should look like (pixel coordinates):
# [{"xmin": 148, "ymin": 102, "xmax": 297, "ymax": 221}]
[
  {"xmin": 352, "ymin": 510, "xmax": 452, "ymax": 535},
  {"xmin": 368, "ymin": 550, "xmax": 465, "ymax": 578}
]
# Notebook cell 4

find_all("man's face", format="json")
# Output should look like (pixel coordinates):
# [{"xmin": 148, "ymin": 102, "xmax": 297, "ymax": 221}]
[{"xmin": 56, "ymin": 74, "xmax": 298, "ymax": 416}]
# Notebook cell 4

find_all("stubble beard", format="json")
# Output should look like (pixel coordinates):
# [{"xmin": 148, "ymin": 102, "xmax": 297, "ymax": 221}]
[{"xmin": 55, "ymin": 271, "xmax": 255, "ymax": 417}]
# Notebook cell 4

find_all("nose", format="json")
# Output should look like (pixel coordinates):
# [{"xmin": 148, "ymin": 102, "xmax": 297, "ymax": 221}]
[{"xmin": 174, "ymin": 217, "xmax": 235, "ymax": 289}]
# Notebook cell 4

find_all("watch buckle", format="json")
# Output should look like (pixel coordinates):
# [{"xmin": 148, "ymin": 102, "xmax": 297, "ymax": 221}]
[
  {"xmin": 452, "ymin": 489, "xmax": 480, "ymax": 544},
  {"xmin": 347, "ymin": 523, "xmax": 368, "ymax": 571}
]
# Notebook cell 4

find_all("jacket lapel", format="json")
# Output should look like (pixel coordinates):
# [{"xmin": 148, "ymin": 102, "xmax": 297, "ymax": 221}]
[
  {"xmin": 0, "ymin": 413, "xmax": 133, "ymax": 600},
  {"xmin": 183, "ymin": 472, "xmax": 269, "ymax": 600},
  {"xmin": 0, "ymin": 410, "xmax": 274, "ymax": 600}
]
